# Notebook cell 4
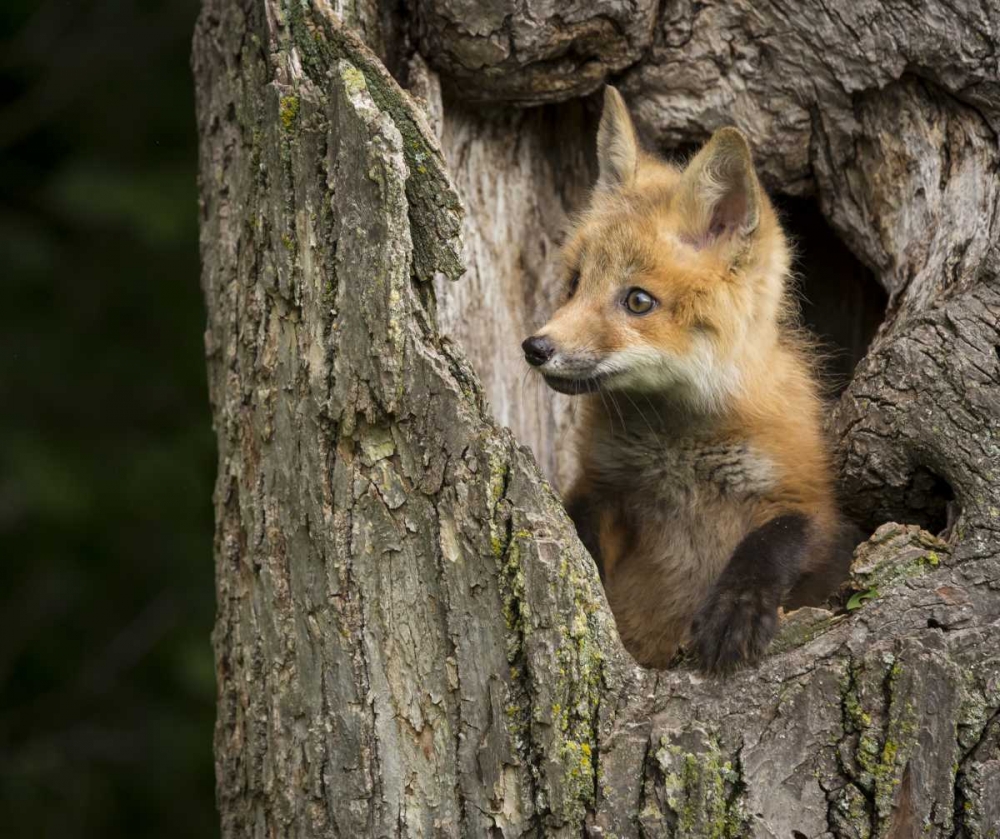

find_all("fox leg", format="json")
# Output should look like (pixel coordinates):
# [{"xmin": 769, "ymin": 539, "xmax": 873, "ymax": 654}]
[
  {"xmin": 690, "ymin": 513, "xmax": 810, "ymax": 674},
  {"xmin": 565, "ymin": 489, "xmax": 630, "ymax": 584}
]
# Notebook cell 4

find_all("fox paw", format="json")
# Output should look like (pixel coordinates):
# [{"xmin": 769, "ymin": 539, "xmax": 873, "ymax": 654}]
[{"xmin": 690, "ymin": 585, "xmax": 779, "ymax": 676}]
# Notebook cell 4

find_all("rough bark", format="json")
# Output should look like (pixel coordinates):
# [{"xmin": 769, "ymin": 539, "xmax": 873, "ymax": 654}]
[
  {"xmin": 194, "ymin": 1, "xmax": 1000, "ymax": 837},
  {"xmin": 410, "ymin": 0, "xmax": 659, "ymax": 104}
]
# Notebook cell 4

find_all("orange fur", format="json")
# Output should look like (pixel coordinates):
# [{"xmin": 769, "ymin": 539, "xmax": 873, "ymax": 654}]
[{"xmin": 529, "ymin": 88, "xmax": 844, "ymax": 669}]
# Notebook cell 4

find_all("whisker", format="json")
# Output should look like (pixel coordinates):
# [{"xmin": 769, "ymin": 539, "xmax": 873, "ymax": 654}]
[
  {"xmin": 606, "ymin": 388, "xmax": 627, "ymax": 437},
  {"xmin": 622, "ymin": 389, "xmax": 658, "ymax": 438},
  {"xmin": 519, "ymin": 367, "xmax": 535, "ymax": 400},
  {"xmin": 641, "ymin": 391, "xmax": 667, "ymax": 430},
  {"xmin": 595, "ymin": 386, "xmax": 616, "ymax": 440}
]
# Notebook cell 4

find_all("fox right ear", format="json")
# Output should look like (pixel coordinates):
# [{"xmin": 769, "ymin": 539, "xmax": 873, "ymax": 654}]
[
  {"xmin": 596, "ymin": 87, "xmax": 638, "ymax": 191},
  {"xmin": 676, "ymin": 127, "xmax": 761, "ymax": 247}
]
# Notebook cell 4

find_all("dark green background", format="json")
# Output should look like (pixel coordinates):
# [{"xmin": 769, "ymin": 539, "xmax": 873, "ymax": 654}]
[{"xmin": 0, "ymin": 1, "xmax": 217, "ymax": 835}]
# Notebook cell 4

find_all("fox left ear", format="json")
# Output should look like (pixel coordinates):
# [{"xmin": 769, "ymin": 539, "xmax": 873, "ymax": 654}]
[
  {"xmin": 596, "ymin": 86, "xmax": 639, "ymax": 191},
  {"xmin": 676, "ymin": 127, "xmax": 761, "ymax": 247}
]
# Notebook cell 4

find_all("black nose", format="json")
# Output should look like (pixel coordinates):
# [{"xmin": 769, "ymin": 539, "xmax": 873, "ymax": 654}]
[{"xmin": 522, "ymin": 335, "xmax": 555, "ymax": 367}]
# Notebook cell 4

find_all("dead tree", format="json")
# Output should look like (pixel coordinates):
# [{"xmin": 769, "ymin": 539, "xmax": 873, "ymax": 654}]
[{"xmin": 193, "ymin": 1, "xmax": 1000, "ymax": 835}]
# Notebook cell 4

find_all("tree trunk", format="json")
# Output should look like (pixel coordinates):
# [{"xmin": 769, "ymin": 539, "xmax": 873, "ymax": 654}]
[{"xmin": 193, "ymin": 2, "xmax": 1000, "ymax": 837}]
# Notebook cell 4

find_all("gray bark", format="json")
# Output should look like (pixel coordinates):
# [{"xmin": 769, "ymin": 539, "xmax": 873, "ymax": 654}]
[
  {"xmin": 410, "ymin": 0, "xmax": 659, "ymax": 104},
  {"xmin": 194, "ymin": 1, "xmax": 1000, "ymax": 837}
]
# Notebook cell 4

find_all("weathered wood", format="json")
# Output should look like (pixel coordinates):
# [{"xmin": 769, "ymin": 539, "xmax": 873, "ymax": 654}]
[
  {"xmin": 410, "ymin": 0, "xmax": 659, "ymax": 104},
  {"xmin": 435, "ymin": 99, "xmax": 596, "ymax": 490},
  {"xmin": 195, "ymin": 7, "xmax": 625, "ymax": 834},
  {"xmin": 194, "ymin": 1, "xmax": 1000, "ymax": 836}
]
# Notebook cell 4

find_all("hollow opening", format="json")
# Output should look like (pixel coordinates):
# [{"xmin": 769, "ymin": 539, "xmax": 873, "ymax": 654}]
[
  {"xmin": 898, "ymin": 466, "xmax": 956, "ymax": 536},
  {"xmin": 774, "ymin": 195, "xmax": 888, "ymax": 394},
  {"xmin": 773, "ymin": 199, "xmax": 962, "ymax": 538}
]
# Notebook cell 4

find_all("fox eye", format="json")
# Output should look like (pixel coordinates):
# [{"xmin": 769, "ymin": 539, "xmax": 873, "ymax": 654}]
[
  {"xmin": 567, "ymin": 272, "xmax": 580, "ymax": 299},
  {"xmin": 624, "ymin": 287, "xmax": 656, "ymax": 315}
]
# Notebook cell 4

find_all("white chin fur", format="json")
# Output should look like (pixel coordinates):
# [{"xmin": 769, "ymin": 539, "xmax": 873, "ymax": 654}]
[
  {"xmin": 597, "ymin": 338, "xmax": 742, "ymax": 411},
  {"xmin": 538, "ymin": 354, "xmax": 599, "ymax": 378}
]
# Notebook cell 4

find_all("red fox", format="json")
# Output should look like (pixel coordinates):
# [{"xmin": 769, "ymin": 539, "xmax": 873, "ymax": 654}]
[{"xmin": 522, "ymin": 87, "xmax": 853, "ymax": 674}]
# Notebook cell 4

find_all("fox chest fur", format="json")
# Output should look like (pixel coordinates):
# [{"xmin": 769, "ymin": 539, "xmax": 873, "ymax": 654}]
[{"xmin": 574, "ymin": 417, "xmax": 780, "ymax": 668}]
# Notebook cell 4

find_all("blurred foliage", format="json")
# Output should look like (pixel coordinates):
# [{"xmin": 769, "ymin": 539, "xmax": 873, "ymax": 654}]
[{"xmin": 0, "ymin": 1, "xmax": 216, "ymax": 836}]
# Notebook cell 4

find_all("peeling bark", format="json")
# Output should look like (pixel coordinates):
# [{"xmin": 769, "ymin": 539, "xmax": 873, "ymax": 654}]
[{"xmin": 194, "ymin": 1, "xmax": 1000, "ymax": 836}]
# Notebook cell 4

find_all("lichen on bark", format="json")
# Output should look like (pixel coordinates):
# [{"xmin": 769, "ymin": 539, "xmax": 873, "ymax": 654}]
[{"xmin": 194, "ymin": 1, "xmax": 1000, "ymax": 837}]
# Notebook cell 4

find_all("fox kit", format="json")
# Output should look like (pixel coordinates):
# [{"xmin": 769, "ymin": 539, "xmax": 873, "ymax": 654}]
[{"xmin": 522, "ymin": 88, "xmax": 851, "ymax": 674}]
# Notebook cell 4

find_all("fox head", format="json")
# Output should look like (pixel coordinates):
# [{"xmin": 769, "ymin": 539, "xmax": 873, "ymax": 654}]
[{"xmin": 522, "ymin": 87, "xmax": 791, "ymax": 412}]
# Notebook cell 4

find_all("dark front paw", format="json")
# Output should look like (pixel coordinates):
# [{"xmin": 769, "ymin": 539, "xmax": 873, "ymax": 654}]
[{"xmin": 690, "ymin": 584, "xmax": 780, "ymax": 676}]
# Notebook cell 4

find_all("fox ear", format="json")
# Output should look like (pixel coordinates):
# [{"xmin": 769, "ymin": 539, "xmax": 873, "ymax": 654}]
[
  {"xmin": 596, "ymin": 87, "xmax": 639, "ymax": 191},
  {"xmin": 676, "ymin": 127, "xmax": 761, "ymax": 247}
]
